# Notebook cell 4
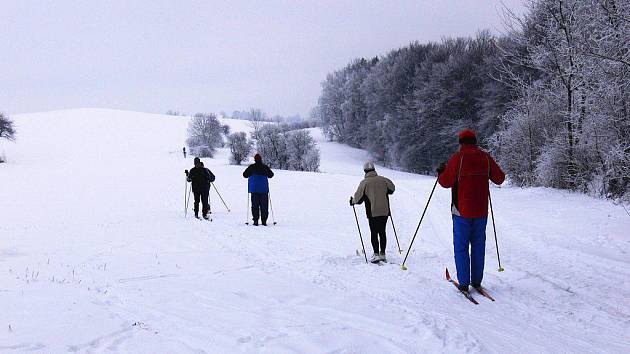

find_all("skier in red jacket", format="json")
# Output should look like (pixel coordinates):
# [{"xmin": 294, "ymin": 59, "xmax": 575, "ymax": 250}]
[{"xmin": 437, "ymin": 129, "xmax": 505, "ymax": 292}]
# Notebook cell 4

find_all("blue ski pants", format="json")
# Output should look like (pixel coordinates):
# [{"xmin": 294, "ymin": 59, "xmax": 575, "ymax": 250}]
[{"xmin": 452, "ymin": 215, "xmax": 487, "ymax": 287}]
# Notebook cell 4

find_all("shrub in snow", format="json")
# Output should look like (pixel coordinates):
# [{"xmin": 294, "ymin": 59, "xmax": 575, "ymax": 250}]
[
  {"xmin": 0, "ymin": 112, "xmax": 16, "ymax": 142},
  {"xmin": 255, "ymin": 125, "xmax": 289, "ymax": 169},
  {"xmin": 287, "ymin": 130, "xmax": 320, "ymax": 172},
  {"xmin": 248, "ymin": 108, "xmax": 267, "ymax": 140},
  {"xmin": 227, "ymin": 132, "xmax": 253, "ymax": 165},
  {"xmin": 254, "ymin": 126, "xmax": 320, "ymax": 172},
  {"xmin": 186, "ymin": 113, "xmax": 224, "ymax": 158},
  {"xmin": 221, "ymin": 124, "xmax": 231, "ymax": 138},
  {"xmin": 0, "ymin": 112, "xmax": 16, "ymax": 164}
]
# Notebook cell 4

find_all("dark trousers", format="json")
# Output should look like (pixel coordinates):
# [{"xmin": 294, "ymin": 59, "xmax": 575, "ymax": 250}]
[
  {"xmin": 251, "ymin": 193, "xmax": 269, "ymax": 224},
  {"xmin": 194, "ymin": 190, "xmax": 210, "ymax": 216},
  {"xmin": 452, "ymin": 215, "xmax": 488, "ymax": 287},
  {"xmin": 368, "ymin": 216, "xmax": 388, "ymax": 254}
]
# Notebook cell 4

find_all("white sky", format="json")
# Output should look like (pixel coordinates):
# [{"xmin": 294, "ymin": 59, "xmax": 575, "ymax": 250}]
[{"xmin": 0, "ymin": 0, "xmax": 525, "ymax": 117}]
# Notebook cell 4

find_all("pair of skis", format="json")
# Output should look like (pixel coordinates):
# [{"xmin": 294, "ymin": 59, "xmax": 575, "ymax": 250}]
[
  {"xmin": 445, "ymin": 268, "xmax": 495, "ymax": 304},
  {"xmin": 194, "ymin": 213, "xmax": 212, "ymax": 222},
  {"xmin": 355, "ymin": 249, "xmax": 398, "ymax": 266},
  {"xmin": 353, "ymin": 251, "xmax": 496, "ymax": 304}
]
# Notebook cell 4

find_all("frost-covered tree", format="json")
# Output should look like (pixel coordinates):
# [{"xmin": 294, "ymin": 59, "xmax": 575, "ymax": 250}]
[
  {"xmin": 252, "ymin": 125, "xmax": 321, "ymax": 172},
  {"xmin": 227, "ymin": 132, "xmax": 253, "ymax": 165},
  {"xmin": 489, "ymin": 86, "xmax": 554, "ymax": 186},
  {"xmin": 186, "ymin": 113, "xmax": 224, "ymax": 158},
  {"xmin": 0, "ymin": 112, "xmax": 16, "ymax": 163},
  {"xmin": 492, "ymin": 0, "xmax": 630, "ymax": 198},
  {"xmin": 255, "ymin": 125, "xmax": 289, "ymax": 169},
  {"xmin": 318, "ymin": 58, "xmax": 377, "ymax": 145},
  {"xmin": 0, "ymin": 113, "xmax": 16, "ymax": 142},
  {"xmin": 287, "ymin": 130, "xmax": 320, "ymax": 172},
  {"xmin": 222, "ymin": 124, "xmax": 231, "ymax": 137},
  {"xmin": 249, "ymin": 108, "xmax": 267, "ymax": 140}
]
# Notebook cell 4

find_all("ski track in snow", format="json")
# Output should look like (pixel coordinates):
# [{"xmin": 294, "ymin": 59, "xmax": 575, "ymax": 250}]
[{"xmin": 0, "ymin": 109, "xmax": 629, "ymax": 353}]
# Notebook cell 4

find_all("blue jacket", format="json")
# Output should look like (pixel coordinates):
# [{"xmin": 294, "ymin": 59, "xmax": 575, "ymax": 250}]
[{"xmin": 243, "ymin": 162, "xmax": 274, "ymax": 193}]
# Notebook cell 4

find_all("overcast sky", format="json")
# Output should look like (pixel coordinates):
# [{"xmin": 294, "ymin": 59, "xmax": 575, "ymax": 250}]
[{"xmin": 0, "ymin": 0, "xmax": 525, "ymax": 117}]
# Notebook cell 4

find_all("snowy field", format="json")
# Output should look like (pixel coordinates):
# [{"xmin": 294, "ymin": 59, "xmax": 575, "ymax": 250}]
[{"xmin": 1, "ymin": 109, "xmax": 629, "ymax": 353}]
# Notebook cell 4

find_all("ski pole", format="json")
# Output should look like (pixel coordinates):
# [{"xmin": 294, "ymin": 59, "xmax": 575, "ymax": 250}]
[
  {"xmin": 184, "ymin": 171, "xmax": 190, "ymax": 217},
  {"xmin": 401, "ymin": 178, "xmax": 439, "ymax": 270},
  {"xmin": 352, "ymin": 204, "xmax": 368, "ymax": 263},
  {"xmin": 389, "ymin": 214, "xmax": 403, "ymax": 254},
  {"xmin": 245, "ymin": 192, "xmax": 250, "ymax": 225},
  {"xmin": 268, "ymin": 193, "xmax": 277, "ymax": 225},
  {"xmin": 186, "ymin": 184, "xmax": 192, "ymax": 218},
  {"xmin": 489, "ymin": 191, "xmax": 504, "ymax": 272},
  {"xmin": 212, "ymin": 183, "xmax": 231, "ymax": 212},
  {"xmin": 184, "ymin": 180, "xmax": 188, "ymax": 217}
]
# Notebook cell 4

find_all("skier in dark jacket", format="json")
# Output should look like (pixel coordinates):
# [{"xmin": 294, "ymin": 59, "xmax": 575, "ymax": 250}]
[
  {"xmin": 243, "ymin": 153, "xmax": 274, "ymax": 226},
  {"xmin": 186, "ymin": 157, "xmax": 215, "ymax": 219},
  {"xmin": 437, "ymin": 129, "xmax": 505, "ymax": 292}
]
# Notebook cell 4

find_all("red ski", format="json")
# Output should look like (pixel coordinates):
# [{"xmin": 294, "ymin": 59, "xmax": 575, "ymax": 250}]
[
  {"xmin": 445, "ymin": 268, "xmax": 479, "ymax": 305},
  {"xmin": 474, "ymin": 286, "xmax": 496, "ymax": 302}
]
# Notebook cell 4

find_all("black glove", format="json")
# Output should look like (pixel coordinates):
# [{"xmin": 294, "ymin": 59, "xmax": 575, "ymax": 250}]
[
  {"xmin": 185, "ymin": 169, "xmax": 189, "ymax": 176},
  {"xmin": 349, "ymin": 196, "xmax": 354, "ymax": 206},
  {"xmin": 436, "ymin": 163, "xmax": 446, "ymax": 174}
]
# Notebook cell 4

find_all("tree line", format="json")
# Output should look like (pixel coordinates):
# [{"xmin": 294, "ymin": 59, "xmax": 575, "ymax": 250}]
[{"xmin": 316, "ymin": 0, "xmax": 630, "ymax": 200}]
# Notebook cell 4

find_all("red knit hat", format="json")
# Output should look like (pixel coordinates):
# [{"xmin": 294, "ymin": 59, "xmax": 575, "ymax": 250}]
[
  {"xmin": 254, "ymin": 153, "xmax": 262, "ymax": 162},
  {"xmin": 458, "ymin": 129, "xmax": 477, "ymax": 144}
]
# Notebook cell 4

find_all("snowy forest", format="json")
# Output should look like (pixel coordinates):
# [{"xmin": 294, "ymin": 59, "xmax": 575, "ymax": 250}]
[{"xmin": 316, "ymin": 0, "xmax": 630, "ymax": 200}]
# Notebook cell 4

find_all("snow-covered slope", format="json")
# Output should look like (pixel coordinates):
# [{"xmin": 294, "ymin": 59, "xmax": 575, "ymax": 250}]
[{"xmin": 1, "ymin": 109, "xmax": 629, "ymax": 353}]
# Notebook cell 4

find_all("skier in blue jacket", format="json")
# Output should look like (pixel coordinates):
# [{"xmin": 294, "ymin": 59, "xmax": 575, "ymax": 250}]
[{"xmin": 243, "ymin": 153, "xmax": 274, "ymax": 226}]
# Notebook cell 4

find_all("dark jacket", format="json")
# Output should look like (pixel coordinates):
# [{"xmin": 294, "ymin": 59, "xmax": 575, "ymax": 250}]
[
  {"xmin": 438, "ymin": 144, "xmax": 505, "ymax": 218},
  {"xmin": 187, "ymin": 166, "xmax": 215, "ymax": 193},
  {"xmin": 243, "ymin": 161, "xmax": 274, "ymax": 193}
]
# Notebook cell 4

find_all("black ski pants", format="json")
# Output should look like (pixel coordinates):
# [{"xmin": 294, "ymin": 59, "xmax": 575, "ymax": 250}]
[
  {"xmin": 368, "ymin": 216, "xmax": 388, "ymax": 254},
  {"xmin": 194, "ymin": 189, "xmax": 210, "ymax": 216},
  {"xmin": 251, "ymin": 193, "xmax": 269, "ymax": 224}
]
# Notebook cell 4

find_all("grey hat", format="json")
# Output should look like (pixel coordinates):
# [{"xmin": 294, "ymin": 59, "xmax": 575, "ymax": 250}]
[{"xmin": 363, "ymin": 161, "xmax": 375, "ymax": 172}]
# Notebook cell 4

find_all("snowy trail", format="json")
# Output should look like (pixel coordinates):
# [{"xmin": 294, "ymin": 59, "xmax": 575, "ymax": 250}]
[{"xmin": 1, "ymin": 109, "xmax": 629, "ymax": 353}]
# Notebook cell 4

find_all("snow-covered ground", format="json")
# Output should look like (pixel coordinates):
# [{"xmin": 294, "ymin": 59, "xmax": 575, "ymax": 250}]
[{"xmin": 1, "ymin": 109, "xmax": 629, "ymax": 353}]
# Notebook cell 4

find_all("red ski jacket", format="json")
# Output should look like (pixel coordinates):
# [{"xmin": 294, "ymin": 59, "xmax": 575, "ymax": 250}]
[{"xmin": 438, "ymin": 144, "xmax": 505, "ymax": 218}]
